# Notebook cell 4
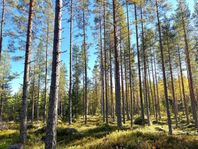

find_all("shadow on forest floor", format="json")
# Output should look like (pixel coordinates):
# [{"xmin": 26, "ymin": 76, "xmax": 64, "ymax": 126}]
[{"xmin": 0, "ymin": 116, "xmax": 198, "ymax": 149}]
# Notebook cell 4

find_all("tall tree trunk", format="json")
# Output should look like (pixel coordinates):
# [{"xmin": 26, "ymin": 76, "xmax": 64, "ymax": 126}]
[
  {"xmin": 99, "ymin": 10, "xmax": 105, "ymax": 123},
  {"xmin": 0, "ymin": 0, "xmax": 5, "ymax": 60},
  {"xmin": 134, "ymin": 4, "xmax": 144, "ymax": 122},
  {"xmin": 45, "ymin": 0, "xmax": 62, "ymax": 148},
  {"xmin": 109, "ymin": 37, "xmax": 114, "ymax": 121},
  {"xmin": 43, "ymin": 15, "xmax": 50, "ymax": 123},
  {"xmin": 20, "ymin": 0, "xmax": 34, "ymax": 143},
  {"xmin": 120, "ymin": 35, "xmax": 125, "ymax": 124},
  {"xmin": 31, "ymin": 65, "xmax": 35, "ymax": 123},
  {"xmin": 154, "ymin": 52, "xmax": 161, "ymax": 119},
  {"xmin": 126, "ymin": 0, "xmax": 133, "ymax": 127},
  {"xmin": 181, "ymin": 12, "xmax": 198, "ymax": 129},
  {"xmin": 167, "ymin": 38, "xmax": 178, "ymax": 127},
  {"xmin": 82, "ymin": 0, "xmax": 88, "ymax": 124},
  {"xmin": 37, "ymin": 73, "xmax": 40, "ymax": 120},
  {"xmin": 178, "ymin": 47, "xmax": 189, "ymax": 124},
  {"xmin": 155, "ymin": 0, "xmax": 172, "ymax": 135},
  {"xmin": 103, "ymin": 1, "xmax": 108, "ymax": 124},
  {"xmin": 112, "ymin": 0, "xmax": 122, "ymax": 128},
  {"xmin": 140, "ymin": 6, "xmax": 150, "ymax": 125},
  {"xmin": 150, "ymin": 49, "xmax": 158, "ymax": 122},
  {"xmin": 69, "ymin": 0, "xmax": 73, "ymax": 125}
]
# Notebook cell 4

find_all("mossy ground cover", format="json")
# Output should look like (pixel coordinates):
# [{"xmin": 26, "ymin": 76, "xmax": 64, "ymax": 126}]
[{"xmin": 0, "ymin": 115, "xmax": 198, "ymax": 149}]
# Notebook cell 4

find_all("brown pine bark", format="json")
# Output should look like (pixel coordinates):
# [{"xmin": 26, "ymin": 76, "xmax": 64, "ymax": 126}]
[{"xmin": 20, "ymin": 0, "xmax": 34, "ymax": 143}]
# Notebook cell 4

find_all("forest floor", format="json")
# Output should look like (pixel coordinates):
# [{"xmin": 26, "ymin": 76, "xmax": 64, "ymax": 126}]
[{"xmin": 0, "ymin": 115, "xmax": 198, "ymax": 149}]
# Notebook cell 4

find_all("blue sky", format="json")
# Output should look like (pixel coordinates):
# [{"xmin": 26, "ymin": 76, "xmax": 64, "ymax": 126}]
[{"xmin": 1, "ymin": 0, "xmax": 195, "ymax": 94}]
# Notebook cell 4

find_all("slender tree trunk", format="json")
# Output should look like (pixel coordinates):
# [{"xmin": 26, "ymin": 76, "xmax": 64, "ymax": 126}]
[
  {"xmin": 167, "ymin": 38, "xmax": 178, "ymax": 127},
  {"xmin": 0, "ymin": 0, "xmax": 5, "ymax": 60},
  {"xmin": 120, "ymin": 35, "xmax": 125, "ymax": 124},
  {"xmin": 82, "ymin": 0, "xmax": 88, "ymax": 124},
  {"xmin": 140, "ymin": 6, "xmax": 150, "ymax": 125},
  {"xmin": 20, "ymin": 0, "xmax": 34, "ymax": 143},
  {"xmin": 124, "ymin": 52, "xmax": 129, "ymax": 121},
  {"xmin": 69, "ymin": 0, "xmax": 73, "ymax": 125},
  {"xmin": 99, "ymin": 10, "xmax": 105, "ymax": 123},
  {"xmin": 150, "ymin": 49, "xmax": 158, "ymax": 122},
  {"xmin": 31, "ymin": 65, "xmax": 35, "ymax": 123},
  {"xmin": 37, "ymin": 73, "xmax": 40, "ymax": 120},
  {"xmin": 126, "ymin": 0, "xmax": 133, "ymax": 127},
  {"xmin": 155, "ymin": 0, "xmax": 172, "ymax": 135},
  {"xmin": 109, "ymin": 37, "xmax": 114, "ymax": 121},
  {"xmin": 181, "ymin": 12, "xmax": 198, "ymax": 129},
  {"xmin": 154, "ymin": 52, "xmax": 161, "ymax": 119},
  {"xmin": 113, "ymin": 0, "xmax": 122, "ymax": 128},
  {"xmin": 178, "ymin": 47, "xmax": 189, "ymax": 124},
  {"xmin": 134, "ymin": 4, "xmax": 144, "ymax": 122},
  {"xmin": 45, "ymin": 0, "xmax": 62, "ymax": 148},
  {"xmin": 103, "ymin": 1, "xmax": 108, "ymax": 124},
  {"xmin": 43, "ymin": 16, "xmax": 49, "ymax": 123}
]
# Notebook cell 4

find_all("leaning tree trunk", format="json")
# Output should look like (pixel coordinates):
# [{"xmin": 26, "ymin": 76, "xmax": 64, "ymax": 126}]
[
  {"xmin": 69, "ymin": 0, "xmax": 73, "ymax": 125},
  {"xmin": 178, "ymin": 47, "xmax": 189, "ymax": 123},
  {"xmin": 45, "ymin": 0, "xmax": 62, "ymax": 148},
  {"xmin": 181, "ymin": 12, "xmax": 198, "ymax": 129},
  {"xmin": 134, "ymin": 4, "xmax": 144, "ymax": 122},
  {"xmin": 112, "ymin": 0, "xmax": 122, "ymax": 129},
  {"xmin": 155, "ymin": 0, "xmax": 172, "ymax": 135},
  {"xmin": 0, "ymin": 0, "xmax": 5, "ymax": 60},
  {"xmin": 20, "ymin": 0, "xmax": 34, "ymax": 143}
]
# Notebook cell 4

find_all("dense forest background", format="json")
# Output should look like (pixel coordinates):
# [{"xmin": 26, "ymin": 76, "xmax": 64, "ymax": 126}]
[{"xmin": 0, "ymin": 0, "xmax": 198, "ymax": 148}]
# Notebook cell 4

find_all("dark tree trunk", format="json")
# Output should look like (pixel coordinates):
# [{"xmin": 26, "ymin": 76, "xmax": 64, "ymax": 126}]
[
  {"xmin": 82, "ymin": 0, "xmax": 88, "ymax": 125},
  {"xmin": 181, "ymin": 12, "xmax": 198, "ymax": 129},
  {"xmin": 20, "ymin": 0, "xmax": 34, "ymax": 143},
  {"xmin": 0, "ymin": 0, "xmax": 5, "ymax": 60},
  {"xmin": 99, "ymin": 10, "xmax": 105, "ymax": 123},
  {"xmin": 113, "ymin": 0, "xmax": 122, "ymax": 128},
  {"xmin": 134, "ymin": 4, "xmax": 144, "ymax": 122},
  {"xmin": 69, "ymin": 0, "xmax": 73, "ymax": 125},
  {"xmin": 103, "ymin": 1, "xmax": 108, "ymax": 124},
  {"xmin": 178, "ymin": 47, "xmax": 189, "ymax": 124},
  {"xmin": 126, "ymin": 0, "xmax": 133, "ymax": 127},
  {"xmin": 45, "ymin": 0, "xmax": 62, "ymax": 148},
  {"xmin": 140, "ymin": 6, "xmax": 150, "ymax": 126},
  {"xmin": 120, "ymin": 35, "xmax": 125, "ymax": 124},
  {"xmin": 155, "ymin": 0, "xmax": 172, "ymax": 135},
  {"xmin": 167, "ymin": 38, "xmax": 178, "ymax": 127}
]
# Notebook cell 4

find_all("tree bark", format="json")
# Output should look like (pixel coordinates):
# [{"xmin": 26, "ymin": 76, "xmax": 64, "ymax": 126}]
[
  {"xmin": 112, "ymin": 0, "xmax": 122, "ymax": 128},
  {"xmin": 69, "ymin": 0, "xmax": 73, "ymax": 125},
  {"xmin": 20, "ymin": 0, "xmax": 34, "ymax": 143},
  {"xmin": 134, "ymin": 4, "xmax": 144, "ymax": 122},
  {"xmin": 140, "ymin": 6, "xmax": 150, "ymax": 125},
  {"xmin": 181, "ymin": 11, "xmax": 198, "ymax": 129},
  {"xmin": 0, "ymin": 0, "xmax": 5, "ymax": 60},
  {"xmin": 155, "ymin": 0, "xmax": 172, "ymax": 135},
  {"xmin": 178, "ymin": 47, "xmax": 189, "ymax": 124},
  {"xmin": 45, "ymin": 0, "xmax": 62, "ymax": 148}
]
